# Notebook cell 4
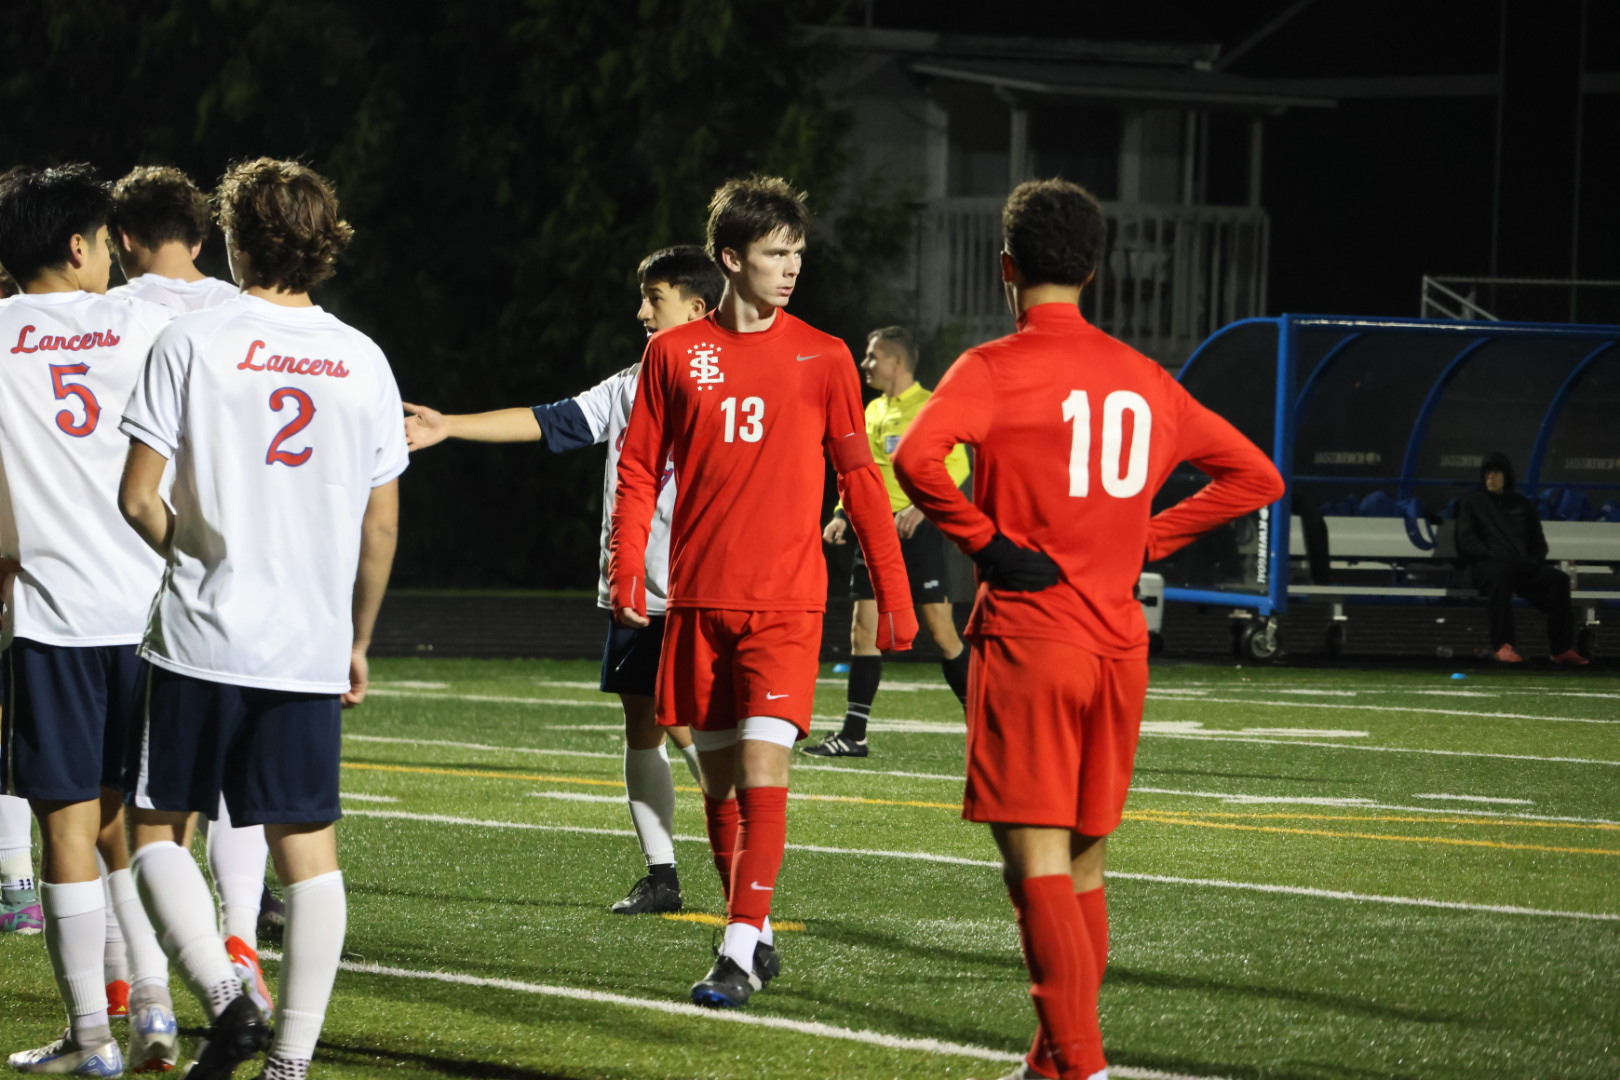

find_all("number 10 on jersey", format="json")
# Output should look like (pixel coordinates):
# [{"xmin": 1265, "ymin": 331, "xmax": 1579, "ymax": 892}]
[{"xmin": 1062, "ymin": 389, "xmax": 1151, "ymax": 498}]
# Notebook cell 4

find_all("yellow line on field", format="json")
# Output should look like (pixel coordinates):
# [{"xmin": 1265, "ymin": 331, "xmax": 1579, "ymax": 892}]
[
  {"xmin": 343, "ymin": 762, "xmax": 1615, "ymax": 854},
  {"xmin": 661, "ymin": 913, "xmax": 806, "ymax": 931},
  {"xmin": 1126, "ymin": 813, "xmax": 1620, "ymax": 857},
  {"xmin": 341, "ymin": 762, "xmax": 957, "ymax": 810}
]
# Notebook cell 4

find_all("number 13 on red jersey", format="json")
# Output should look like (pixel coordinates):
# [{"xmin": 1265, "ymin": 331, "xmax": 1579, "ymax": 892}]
[{"xmin": 1062, "ymin": 389, "xmax": 1152, "ymax": 498}]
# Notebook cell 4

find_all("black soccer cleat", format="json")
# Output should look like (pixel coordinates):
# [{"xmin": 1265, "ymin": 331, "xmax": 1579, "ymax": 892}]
[
  {"xmin": 182, "ymin": 995, "xmax": 271, "ymax": 1080},
  {"xmin": 610, "ymin": 874, "xmax": 683, "ymax": 915},
  {"xmin": 690, "ymin": 955, "xmax": 761, "ymax": 1008},
  {"xmin": 800, "ymin": 732, "xmax": 868, "ymax": 758},
  {"xmin": 752, "ymin": 940, "xmax": 781, "ymax": 986},
  {"xmin": 256, "ymin": 886, "xmax": 285, "ymax": 944}
]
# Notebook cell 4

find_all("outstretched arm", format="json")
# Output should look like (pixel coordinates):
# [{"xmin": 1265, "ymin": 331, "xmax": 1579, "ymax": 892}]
[{"xmin": 403, "ymin": 403, "xmax": 541, "ymax": 451}]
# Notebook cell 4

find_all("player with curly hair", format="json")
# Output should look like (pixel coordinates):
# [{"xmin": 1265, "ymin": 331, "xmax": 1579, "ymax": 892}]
[
  {"xmin": 897, "ymin": 179, "xmax": 1285, "ymax": 1080},
  {"xmin": 119, "ymin": 158, "xmax": 406, "ymax": 1080},
  {"xmin": 107, "ymin": 166, "xmax": 238, "ymax": 313}
]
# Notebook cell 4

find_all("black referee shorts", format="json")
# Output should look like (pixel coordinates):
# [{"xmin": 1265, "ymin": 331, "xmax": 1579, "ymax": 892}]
[{"xmin": 850, "ymin": 518, "xmax": 950, "ymax": 605}]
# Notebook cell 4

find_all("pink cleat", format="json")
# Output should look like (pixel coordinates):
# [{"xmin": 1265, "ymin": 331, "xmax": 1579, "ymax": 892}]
[
  {"xmin": 1492, "ymin": 644, "xmax": 1524, "ymax": 663},
  {"xmin": 1550, "ymin": 649, "xmax": 1590, "ymax": 667}
]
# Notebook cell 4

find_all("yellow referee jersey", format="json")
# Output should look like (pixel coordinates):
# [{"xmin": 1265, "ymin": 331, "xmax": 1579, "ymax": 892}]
[{"xmin": 843, "ymin": 381, "xmax": 970, "ymax": 514}]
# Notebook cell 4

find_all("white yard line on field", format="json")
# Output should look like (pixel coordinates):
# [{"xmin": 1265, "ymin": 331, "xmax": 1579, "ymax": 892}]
[
  {"xmin": 1411, "ymin": 793, "xmax": 1534, "ymax": 805},
  {"xmin": 341, "ymin": 810, "xmax": 1620, "ymax": 921},
  {"xmin": 348, "ymin": 733, "xmax": 619, "ymax": 760},
  {"xmin": 257, "ymin": 950, "xmax": 1229, "ymax": 1080},
  {"xmin": 1150, "ymin": 694, "xmax": 1620, "ymax": 725}
]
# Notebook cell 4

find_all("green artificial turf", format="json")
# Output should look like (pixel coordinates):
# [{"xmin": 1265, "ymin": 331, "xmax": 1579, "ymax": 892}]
[{"xmin": 1, "ymin": 658, "xmax": 1615, "ymax": 1079}]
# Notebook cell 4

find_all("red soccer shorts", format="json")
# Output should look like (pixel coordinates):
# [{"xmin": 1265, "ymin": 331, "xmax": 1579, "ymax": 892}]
[
  {"xmin": 657, "ymin": 608, "xmax": 823, "ymax": 734},
  {"xmin": 962, "ymin": 635, "xmax": 1148, "ymax": 835}
]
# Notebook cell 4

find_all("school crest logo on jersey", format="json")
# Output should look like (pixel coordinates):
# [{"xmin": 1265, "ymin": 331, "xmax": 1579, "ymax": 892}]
[{"xmin": 686, "ymin": 342, "xmax": 724, "ymax": 389}]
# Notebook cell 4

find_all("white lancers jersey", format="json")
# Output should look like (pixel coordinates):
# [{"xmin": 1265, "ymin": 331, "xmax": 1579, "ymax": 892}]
[
  {"xmin": 106, "ymin": 274, "xmax": 239, "ymax": 315},
  {"xmin": 536, "ymin": 364, "xmax": 674, "ymax": 614},
  {"xmin": 0, "ymin": 291, "xmax": 171, "ymax": 648},
  {"xmin": 120, "ymin": 295, "xmax": 409, "ymax": 693}
]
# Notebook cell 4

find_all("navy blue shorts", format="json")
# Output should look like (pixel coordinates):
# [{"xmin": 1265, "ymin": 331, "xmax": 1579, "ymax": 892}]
[
  {"xmin": 600, "ymin": 615, "xmax": 666, "ymax": 697},
  {"xmin": 1, "ymin": 639, "xmax": 144, "ymax": 802},
  {"xmin": 128, "ymin": 666, "xmax": 342, "ymax": 826}
]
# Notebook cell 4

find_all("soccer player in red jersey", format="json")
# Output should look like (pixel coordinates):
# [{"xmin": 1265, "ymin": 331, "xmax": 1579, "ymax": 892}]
[
  {"xmin": 894, "ymin": 179, "xmax": 1286, "ymax": 1080},
  {"xmin": 610, "ymin": 176, "xmax": 918, "ymax": 1007}
]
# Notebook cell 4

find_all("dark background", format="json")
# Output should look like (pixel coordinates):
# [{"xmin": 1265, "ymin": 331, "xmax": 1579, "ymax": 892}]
[{"xmin": 2, "ymin": 0, "xmax": 1611, "ymax": 589}]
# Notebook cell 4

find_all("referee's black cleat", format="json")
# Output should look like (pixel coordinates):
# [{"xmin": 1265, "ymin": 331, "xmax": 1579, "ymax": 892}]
[
  {"xmin": 690, "ymin": 955, "xmax": 761, "ymax": 1008},
  {"xmin": 182, "ymin": 994, "xmax": 270, "ymax": 1079},
  {"xmin": 610, "ymin": 874, "xmax": 683, "ymax": 915},
  {"xmin": 753, "ymin": 940, "xmax": 781, "ymax": 986},
  {"xmin": 800, "ymin": 732, "xmax": 868, "ymax": 758}
]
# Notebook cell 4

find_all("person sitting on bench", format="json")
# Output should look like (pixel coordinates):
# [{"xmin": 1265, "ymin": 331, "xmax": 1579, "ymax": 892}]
[{"xmin": 1456, "ymin": 452, "xmax": 1587, "ymax": 666}]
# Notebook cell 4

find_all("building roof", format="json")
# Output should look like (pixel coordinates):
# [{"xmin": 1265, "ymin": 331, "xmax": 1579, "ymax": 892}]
[{"xmin": 909, "ymin": 57, "xmax": 1337, "ymax": 113}]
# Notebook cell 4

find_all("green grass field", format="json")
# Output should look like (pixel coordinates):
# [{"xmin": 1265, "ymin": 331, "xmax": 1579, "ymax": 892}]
[{"xmin": 3, "ymin": 657, "xmax": 1617, "ymax": 1079}]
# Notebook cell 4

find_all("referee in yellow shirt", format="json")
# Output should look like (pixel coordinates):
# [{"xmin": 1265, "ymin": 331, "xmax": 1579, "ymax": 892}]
[{"xmin": 810, "ymin": 326, "xmax": 971, "ymax": 757}]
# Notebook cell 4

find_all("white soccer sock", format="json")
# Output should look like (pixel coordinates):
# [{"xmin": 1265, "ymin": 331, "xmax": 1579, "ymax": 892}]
[
  {"xmin": 106, "ymin": 867, "xmax": 171, "ymax": 994},
  {"xmin": 40, "ymin": 880, "xmax": 111, "ymax": 1046},
  {"xmin": 272, "ymin": 871, "xmax": 346, "ymax": 1062},
  {"xmin": 208, "ymin": 796, "xmax": 269, "ymax": 943},
  {"xmin": 101, "ymin": 872, "xmax": 129, "ymax": 986},
  {"xmin": 624, "ymin": 745, "xmax": 677, "ymax": 868},
  {"xmin": 677, "ymin": 742, "xmax": 702, "ymax": 784},
  {"xmin": 131, "ymin": 841, "xmax": 239, "ymax": 1019},
  {"xmin": 0, "ymin": 793, "xmax": 33, "ymax": 891},
  {"xmin": 760, "ymin": 917, "xmax": 774, "ymax": 947},
  {"xmin": 720, "ymin": 921, "xmax": 762, "ymax": 975}
]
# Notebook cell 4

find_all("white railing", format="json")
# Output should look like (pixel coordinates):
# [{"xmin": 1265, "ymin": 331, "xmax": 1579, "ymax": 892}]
[
  {"xmin": 915, "ymin": 198, "xmax": 1270, "ymax": 366},
  {"xmin": 1419, "ymin": 276, "xmax": 1620, "ymax": 324}
]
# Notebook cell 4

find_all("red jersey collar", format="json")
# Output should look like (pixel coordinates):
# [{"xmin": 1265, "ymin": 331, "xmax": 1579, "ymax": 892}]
[
  {"xmin": 1015, "ymin": 302, "xmax": 1089, "ymax": 333},
  {"xmin": 705, "ymin": 307, "xmax": 792, "ymax": 343}
]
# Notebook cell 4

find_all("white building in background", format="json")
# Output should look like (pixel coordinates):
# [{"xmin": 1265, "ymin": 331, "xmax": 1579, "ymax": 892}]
[{"xmin": 820, "ymin": 27, "xmax": 1336, "ymax": 367}]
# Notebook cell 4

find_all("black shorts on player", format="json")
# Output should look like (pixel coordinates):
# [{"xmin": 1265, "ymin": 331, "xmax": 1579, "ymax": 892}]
[
  {"xmin": 851, "ymin": 518, "xmax": 950, "ymax": 605},
  {"xmin": 128, "ymin": 666, "xmax": 343, "ymax": 826},
  {"xmin": 1, "ymin": 639, "xmax": 144, "ymax": 800},
  {"xmin": 600, "ymin": 615, "xmax": 667, "ymax": 697}
]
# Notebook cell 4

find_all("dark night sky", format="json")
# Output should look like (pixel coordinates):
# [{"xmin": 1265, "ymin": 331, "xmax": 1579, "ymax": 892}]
[{"xmin": 861, "ymin": 0, "xmax": 1618, "ymax": 321}]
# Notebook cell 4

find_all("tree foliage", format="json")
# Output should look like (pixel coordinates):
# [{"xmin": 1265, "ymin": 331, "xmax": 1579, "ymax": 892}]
[{"xmin": 0, "ymin": 0, "xmax": 917, "ymax": 586}]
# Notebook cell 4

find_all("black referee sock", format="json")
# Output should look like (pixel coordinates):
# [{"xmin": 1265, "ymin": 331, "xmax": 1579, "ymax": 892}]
[
  {"xmin": 941, "ymin": 649, "xmax": 969, "ymax": 705},
  {"xmin": 840, "ymin": 655, "xmax": 883, "ymax": 742}
]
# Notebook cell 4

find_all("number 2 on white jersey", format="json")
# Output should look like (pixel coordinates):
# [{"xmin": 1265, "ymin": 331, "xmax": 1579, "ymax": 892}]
[
  {"xmin": 1061, "ymin": 390, "xmax": 1151, "ymax": 498},
  {"xmin": 266, "ymin": 387, "xmax": 316, "ymax": 466},
  {"xmin": 720, "ymin": 395, "xmax": 764, "ymax": 443}
]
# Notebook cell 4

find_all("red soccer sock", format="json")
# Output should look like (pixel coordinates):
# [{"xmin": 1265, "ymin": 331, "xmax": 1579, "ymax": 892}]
[
  {"xmin": 703, "ymin": 795, "xmax": 740, "ymax": 903},
  {"xmin": 1010, "ymin": 875, "xmax": 1105, "ymax": 1080},
  {"xmin": 1029, "ymin": 885, "xmax": 1109, "ymax": 1077},
  {"xmin": 726, "ymin": 786, "xmax": 788, "ymax": 929}
]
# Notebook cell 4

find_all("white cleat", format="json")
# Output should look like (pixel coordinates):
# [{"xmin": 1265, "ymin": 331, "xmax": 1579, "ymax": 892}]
[
  {"xmin": 128, "ymin": 1002, "xmax": 179, "ymax": 1073},
  {"xmin": 8, "ymin": 1032, "xmax": 125, "ymax": 1076}
]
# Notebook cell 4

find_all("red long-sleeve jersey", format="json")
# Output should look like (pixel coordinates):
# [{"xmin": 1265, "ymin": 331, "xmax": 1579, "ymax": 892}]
[
  {"xmin": 894, "ymin": 303, "xmax": 1285, "ymax": 658},
  {"xmin": 610, "ymin": 310, "xmax": 912, "ymax": 620}
]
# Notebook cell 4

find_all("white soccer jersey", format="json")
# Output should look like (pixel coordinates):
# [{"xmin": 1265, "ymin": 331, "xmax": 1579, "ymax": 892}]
[
  {"xmin": 0, "ymin": 292, "xmax": 171, "ymax": 647},
  {"xmin": 541, "ymin": 364, "xmax": 675, "ymax": 614},
  {"xmin": 106, "ymin": 274, "xmax": 239, "ymax": 315},
  {"xmin": 120, "ymin": 295, "xmax": 409, "ymax": 693}
]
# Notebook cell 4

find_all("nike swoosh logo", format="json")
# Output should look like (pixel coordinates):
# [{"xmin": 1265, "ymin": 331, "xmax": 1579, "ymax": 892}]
[
  {"xmin": 749, "ymin": 881, "xmax": 773, "ymax": 891},
  {"xmin": 796, "ymin": 353, "xmax": 818, "ymax": 361},
  {"xmin": 765, "ymin": 692, "xmax": 790, "ymax": 700}
]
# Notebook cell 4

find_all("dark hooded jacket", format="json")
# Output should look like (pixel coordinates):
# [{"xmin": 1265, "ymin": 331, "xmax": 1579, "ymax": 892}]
[{"xmin": 1454, "ymin": 452, "xmax": 1548, "ymax": 568}]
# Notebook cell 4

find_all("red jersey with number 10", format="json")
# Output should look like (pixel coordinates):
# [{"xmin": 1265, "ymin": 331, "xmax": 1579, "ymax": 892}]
[
  {"xmin": 894, "ymin": 303, "xmax": 1285, "ymax": 658},
  {"xmin": 612, "ymin": 310, "xmax": 904, "ymax": 612}
]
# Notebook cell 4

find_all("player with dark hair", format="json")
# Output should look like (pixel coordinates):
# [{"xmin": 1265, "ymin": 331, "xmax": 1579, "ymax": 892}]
[
  {"xmin": 895, "ymin": 178, "xmax": 1285, "ymax": 1080},
  {"xmin": 119, "ymin": 157, "xmax": 406, "ymax": 1080},
  {"xmin": 107, "ymin": 166, "xmax": 237, "ymax": 312},
  {"xmin": 611, "ymin": 175, "xmax": 917, "ymax": 1008},
  {"xmin": 104, "ymin": 160, "xmax": 270, "ymax": 1031},
  {"xmin": 0, "ymin": 163, "xmax": 177, "ymax": 1075},
  {"xmin": 403, "ymin": 244, "xmax": 723, "ymax": 914},
  {"xmin": 811, "ymin": 324, "xmax": 971, "ymax": 757}
]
